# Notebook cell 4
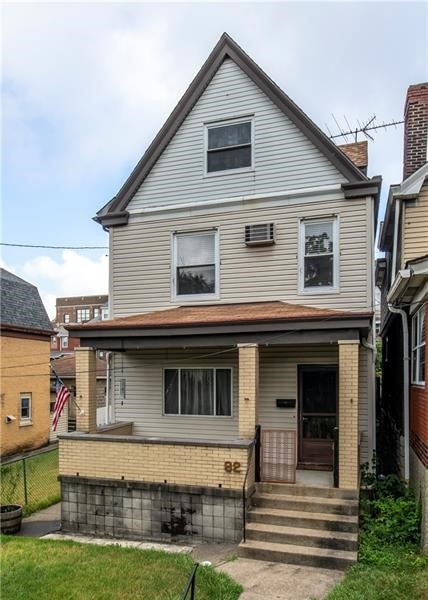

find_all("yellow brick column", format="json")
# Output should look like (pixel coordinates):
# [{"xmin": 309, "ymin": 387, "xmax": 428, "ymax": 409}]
[
  {"xmin": 238, "ymin": 344, "xmax": 259, "ymax": 439},
  {"xmin": 338, "ymin": 340, "xmax": 360, "ymax": 489},
  {"xmin": 75, "ymin": 347, "xmax": 97, "ymax": 433}
]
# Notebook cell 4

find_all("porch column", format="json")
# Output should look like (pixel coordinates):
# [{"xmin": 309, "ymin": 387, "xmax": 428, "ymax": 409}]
[
  {"xmin": 75, "ymin": 346, "xmax": 97, "ymax": 433},
  {"xmin": 338, "ymin": 340, "xmax": 360, "ymax": 489},
  {"xmin": 238, "ymin": 344, "xmax": 259, "ymax": 439}
]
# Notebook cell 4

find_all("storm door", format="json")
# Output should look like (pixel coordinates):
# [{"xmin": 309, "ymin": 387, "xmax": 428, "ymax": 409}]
[{"xmin": 298, "ymin": 365, "xmax": 337, "ymax": 468}]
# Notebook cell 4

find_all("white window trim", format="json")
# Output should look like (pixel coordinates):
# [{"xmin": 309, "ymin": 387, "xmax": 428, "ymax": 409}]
[
  {"xmin": 298, "ymin": 216, "xmax": 339, "ymax": 294},
  {"xmin": 162, "ymin": 367, "xmax": 233, "ymax": 418},
  {"xmin": 203, "ymin": 115, "xmax": 255, "ymax": 177},
  {"xmin": 171, "ymin": 229, "xmax": 220, "ymax": 302},
  {"xmin": 411, "ymin": 305, "xmax": 425, "ymax": 386},
  {"xmin": 20, "ymin": 393, "xmax": 32, "ymax": 423}
]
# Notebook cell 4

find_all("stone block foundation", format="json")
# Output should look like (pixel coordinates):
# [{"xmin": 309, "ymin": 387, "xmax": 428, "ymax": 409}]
[{"xmin": 60, "ymin": 476, "xmax": 246, "ymax": 544}]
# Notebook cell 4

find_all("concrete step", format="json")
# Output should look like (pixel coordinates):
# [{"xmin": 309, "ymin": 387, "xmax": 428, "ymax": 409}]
[
  {"xmin": 252, "ymin": 493, "xmax": 358, "ymax": 516},
  {"xmin": 256, "ymin": 482, "xmax": 358, "ymax": 501},
  {"xmin": 245, "ymin": 521, "xmax": 358, "ymax": 551},
  {"xmin": 248, "ymin": 507, "xmax": 358, "ymax": 533},
  {"xmin": 238, "ymin": 539, "xmax": 357, "ymax": 570}
]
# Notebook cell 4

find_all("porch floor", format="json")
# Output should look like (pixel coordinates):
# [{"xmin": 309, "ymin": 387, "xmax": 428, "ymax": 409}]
[{"xmin": 295, "ymin": 470, "xmax": 333, "ymax": 488}]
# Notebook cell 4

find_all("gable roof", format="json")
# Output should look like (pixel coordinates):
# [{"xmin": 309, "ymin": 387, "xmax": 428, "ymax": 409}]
[
  {"xmin": 95, "ymin": 33, "xmax": 369, "ymax": 228},
  {"xmin": 0, "ymin": 268, "xmax": 53, "ymax": 335}
]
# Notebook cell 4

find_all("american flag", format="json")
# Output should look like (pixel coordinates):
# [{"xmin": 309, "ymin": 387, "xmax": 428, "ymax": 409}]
[{"xmin": 52, "ymin": 372, "xmax": 71, "ymax": 431}]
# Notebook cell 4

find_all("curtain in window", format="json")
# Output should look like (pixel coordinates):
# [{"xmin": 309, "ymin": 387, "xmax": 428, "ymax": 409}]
[
  {"xmin": 181, "ymin": 369, "xmax": 213, "ymax": 415},
  {"xmin": 216, "ymin": 369, "xmax": 231, "ymax": 415}
]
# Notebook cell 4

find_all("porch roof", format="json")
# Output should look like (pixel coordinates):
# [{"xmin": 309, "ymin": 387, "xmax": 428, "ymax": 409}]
[{"xmin": 68, "ymin": 301, "xmax": 372, "ymax": 349}]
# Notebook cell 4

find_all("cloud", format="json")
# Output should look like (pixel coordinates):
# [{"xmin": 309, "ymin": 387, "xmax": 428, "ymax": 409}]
[{"xmin": 19, "ymin": 251, "xmax": 108, "ymax": 318}]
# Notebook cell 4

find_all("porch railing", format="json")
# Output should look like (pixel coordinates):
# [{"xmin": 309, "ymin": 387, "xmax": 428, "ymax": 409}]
[
  {"xmin": 242, "ymin": 424, "xmax": 261, "ymax": 543},
  {"xmin": 181, "ymin": 563, "xmax": 199, "ymax": 600}
]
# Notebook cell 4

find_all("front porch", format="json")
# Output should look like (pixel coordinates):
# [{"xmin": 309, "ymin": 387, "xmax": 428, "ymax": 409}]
[{"xmin": 60, "ymin": 302, "xmax": 372, "ymax": 543}]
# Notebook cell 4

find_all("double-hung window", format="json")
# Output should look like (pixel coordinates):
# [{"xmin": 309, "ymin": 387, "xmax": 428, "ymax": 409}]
[
  {"xmin": 76, "ymin": 308, "xmax": 90, "ymax": 323},
  {"xmin": 20, "ymin": 394, "xmax": 31, "ymax": 422},
  {"xmin": 412, "ymin": 305, "xmax": 425, "ymax": 385},
  {"xmin": 173, "ymin": 230, "xmax": 218, "ymax": 299},
  {"xmin": 164, "ymin": 368, "xmax": 232, "ymax": 416},
  {"xmin": 300, "ymin": 218, "xmax": 338, "ymax": 291},
  {"xmin": 206, "ymin": 118, "xmax": 252, "ymax": 174}
]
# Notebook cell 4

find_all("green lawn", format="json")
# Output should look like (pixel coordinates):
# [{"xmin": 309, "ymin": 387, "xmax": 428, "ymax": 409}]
[
  {"xmin": 326, "ymin": 545, "xmax": 428, "ymax": 600},
  {"xmin": 0, "ymin": 536, "xmax": 242, "ymax": 600},
  {"xmin": 1, "ymin": 449, "xmax": 60, "ymax": 516}
]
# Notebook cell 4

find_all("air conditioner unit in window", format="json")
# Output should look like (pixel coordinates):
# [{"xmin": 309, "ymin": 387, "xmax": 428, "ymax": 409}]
[{"xmin": 245, "ymin": 223, "xmax": 275, "ymax": 246}]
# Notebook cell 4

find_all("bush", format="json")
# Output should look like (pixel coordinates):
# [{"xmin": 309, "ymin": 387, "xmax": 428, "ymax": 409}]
[{"xmin": 359, "ymin": 464, "xmax": 421, "ymax": 565}]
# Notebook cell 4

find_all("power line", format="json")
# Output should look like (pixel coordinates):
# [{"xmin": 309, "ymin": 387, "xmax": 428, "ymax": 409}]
[
  {"xmin": 1, "ymin": 243, "xmax": 108, "ymax": 250},
  {"xmin": 0, "ymin": 312, "xmax": 376, "ymax": 377}
]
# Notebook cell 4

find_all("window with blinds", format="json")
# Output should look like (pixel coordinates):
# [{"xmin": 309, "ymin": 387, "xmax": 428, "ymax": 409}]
[
  {"xmin": 206, "ymin": 118, "xmax": 253, "ymax": 174},
  {"xmin": 300, "ymin": 218, "xmax": 338, "ymax": 291},
  {"xmin": 173, "ymin": 230, "xmax": 218, "ymax": 298}
]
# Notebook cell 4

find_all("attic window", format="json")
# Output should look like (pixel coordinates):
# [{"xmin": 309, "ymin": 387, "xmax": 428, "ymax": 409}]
[{"xmin": 206, "ymin": 118, "xmax": 253, "ymax": 174}]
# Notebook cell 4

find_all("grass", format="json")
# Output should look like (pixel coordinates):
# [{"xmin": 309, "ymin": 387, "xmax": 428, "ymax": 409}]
[
  {"xmin": 0, "ymin": 536, "xmax": 242, "ymax": 600},
  {"xmin": 1, "ymin": 449, "xmax": 60, "ymax": 516},
  {"xmin": 326, "ymin": 544, "xmax": 428, "ymax": 600}
]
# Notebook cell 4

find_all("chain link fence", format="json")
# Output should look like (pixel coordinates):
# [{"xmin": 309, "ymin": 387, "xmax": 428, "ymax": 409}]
[{"xmin": 1, "ymin": 447, "xmax": 60, "ymax": 516}]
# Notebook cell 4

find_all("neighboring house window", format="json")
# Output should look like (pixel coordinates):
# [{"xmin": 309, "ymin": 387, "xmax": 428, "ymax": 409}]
[
  {"xmin": 64, "ymin": 314, "xmax": 70, "ymax": 324},
  {"xmin": 20, "ymin": 394, "xmax": 31, "ymax": 422},
  {"xmin": 173, "ymin": 230, "xmax": 219, "ymax": 299},
  {"xmin": 93, "ymin": 308, "xmax": 100, "ymax": 319},
  {"xmin": 206, "ymin": 118, "xmax": 252, "ymax": 174},
  {"xmin": 164, "ymin": 368, "xmax": 232, "ymax": 416},
  {"xmin": 62, "ymin": 336, "xmax": 68, "ymax": 349},
  {"xmin": 101, "ymin": 307, "xmax": 109, "ymax": 320},
  {"xmin": 412, "ymin": 305, "xmax": 426, "ymax": 385},
  {"xmin": 76, "ymin": 308, "xmax": 90, "ymax": 322},
  {"xmin": 51, "ymin": 336, "xmax": 58, "ymax": 349},
  {"xmin": 300, "ymin": 218, "xmax": 338, "ymax": 291}
]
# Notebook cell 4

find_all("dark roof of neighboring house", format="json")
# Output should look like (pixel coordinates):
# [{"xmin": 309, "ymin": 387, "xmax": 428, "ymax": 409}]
[
  {"xmin": 70, "ymin": 301, "xmax": 372, "ymax": 332},
  {"xmin": 95, "ymin": 32, "xmax": 372, "ymax": 228},
  {"xmin": 0, "ymin": 268, "xmax": 53, "ymax": 334},
  {"xmin": 50, "ymin": 353, "xmax": 107, "ymax": 379}
]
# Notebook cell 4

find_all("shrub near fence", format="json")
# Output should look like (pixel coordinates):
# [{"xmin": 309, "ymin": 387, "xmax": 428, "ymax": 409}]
[{"xmin": 1, "ymin": 447, "xmax": 60, "ymax": 516}]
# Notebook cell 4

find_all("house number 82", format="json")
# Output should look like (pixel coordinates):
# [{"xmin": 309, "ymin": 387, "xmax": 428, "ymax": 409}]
[{"xmin": 224, "ymin": 461, "xmax": 241, "ymax": 473}]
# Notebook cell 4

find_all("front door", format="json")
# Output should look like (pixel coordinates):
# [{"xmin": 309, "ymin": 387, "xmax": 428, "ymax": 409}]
[{"xmin": 298, "ymin": 365, "xmax": 337, "ymax": 469}]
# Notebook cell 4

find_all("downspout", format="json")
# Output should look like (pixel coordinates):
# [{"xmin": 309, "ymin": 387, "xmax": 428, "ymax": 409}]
[
  {"xmin": 387, "ymin": 303, "xmax": 410, "ymax": 480},
  {"xmin": 105, "ymin": 351, "xmax": 111, "ymax": 424},
  {"xmin": 391, "ymin": 199, "xmax": 401, "ymax": 281}
]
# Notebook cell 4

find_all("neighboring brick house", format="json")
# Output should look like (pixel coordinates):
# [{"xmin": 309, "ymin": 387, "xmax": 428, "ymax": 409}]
[
  {"xmin": 61, "ymin": 34, "xmax": 381, "ymax": 568},
  {"xmin": 0, "ymin": 269, "xmax": 54, "ymax": 456},
  {"xmin": 377, "ymin": 82, "xmax": 428, "ymax": 551},
  {"xmin": 51, "ymin": 295, "xmax": 109, "ymax": 353},
  {"xmin": 49, "ymin": 354, "xmax": 107, "ymax": 441}
]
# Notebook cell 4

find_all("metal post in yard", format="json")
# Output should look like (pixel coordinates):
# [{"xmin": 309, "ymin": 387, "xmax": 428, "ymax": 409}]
[{"xmin": 22, "ymin": 458, "xmax": 28, "ymax": 505}]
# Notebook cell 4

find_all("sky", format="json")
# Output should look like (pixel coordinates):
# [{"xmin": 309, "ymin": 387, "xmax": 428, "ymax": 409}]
[{"xmin": 2, "ymin": 1, "xmax": 427, "ymax": 318}]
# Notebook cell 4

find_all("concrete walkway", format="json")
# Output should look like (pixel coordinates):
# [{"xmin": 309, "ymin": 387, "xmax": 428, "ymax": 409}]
[
  {"xmin": 16, "ymin": 504, "xmax": 343, "ymax": 599},
  {"xmin": 217, "ymin": 558, "xmax": 344, "ymax": 600},
  {"xmin": 17, "ymin": 502, "xmax": 61, "ymax": 537}
]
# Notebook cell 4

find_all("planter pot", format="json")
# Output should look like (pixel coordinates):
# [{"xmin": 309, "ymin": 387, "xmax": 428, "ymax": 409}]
[{"xmin": 1, "ymin": 504, "xmax": 23, "ymax": 534}]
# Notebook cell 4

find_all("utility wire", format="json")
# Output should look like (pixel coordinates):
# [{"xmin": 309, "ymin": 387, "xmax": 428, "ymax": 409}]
[
  {"xmin": 0, "ymin": 312, "xmax": 376, "ymax": 377},
  {"xmin": 1, "ymin": 243, "xmax": 108, "ymax": 250}
]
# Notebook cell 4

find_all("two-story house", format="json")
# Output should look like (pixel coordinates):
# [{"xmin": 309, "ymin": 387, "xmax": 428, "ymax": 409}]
[
  {"xmin": 377, "ymin": 82, "xmax": 428, "ymax": 552},
  {"xmin": 61, "ymin": 34, "xmax": 381, "ymax": 569}
]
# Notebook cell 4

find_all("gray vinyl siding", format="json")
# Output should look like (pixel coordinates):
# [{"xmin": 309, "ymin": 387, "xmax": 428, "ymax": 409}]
[
  {"xmin": 111, "ymin": 344, "xmax": 371, "ymax": 463},
  {"xmin": 111, "ymin": 193, "xmax": 372, "ymax": 317},
  {"xmin": 128, "ymin": 59, "xmax": 346, "ymax": 212},
  {"xmin": 112, "ymin": 348, "xmax": 240, "ymax": 441},
  {"xmin": 258, "ymin": 345, "xmax": 339, "ymax": 431}
]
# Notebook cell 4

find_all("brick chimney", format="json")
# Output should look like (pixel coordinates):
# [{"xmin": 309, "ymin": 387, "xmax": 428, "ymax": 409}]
[{"xmin": 403, "ymin": 82, "xmax": 428, "ymax": 180}]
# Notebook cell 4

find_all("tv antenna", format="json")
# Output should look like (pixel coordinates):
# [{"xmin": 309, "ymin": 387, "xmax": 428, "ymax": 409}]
[{"xmin": 324, "ymin": 114, "xmax": 404, "ymax": 143}]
